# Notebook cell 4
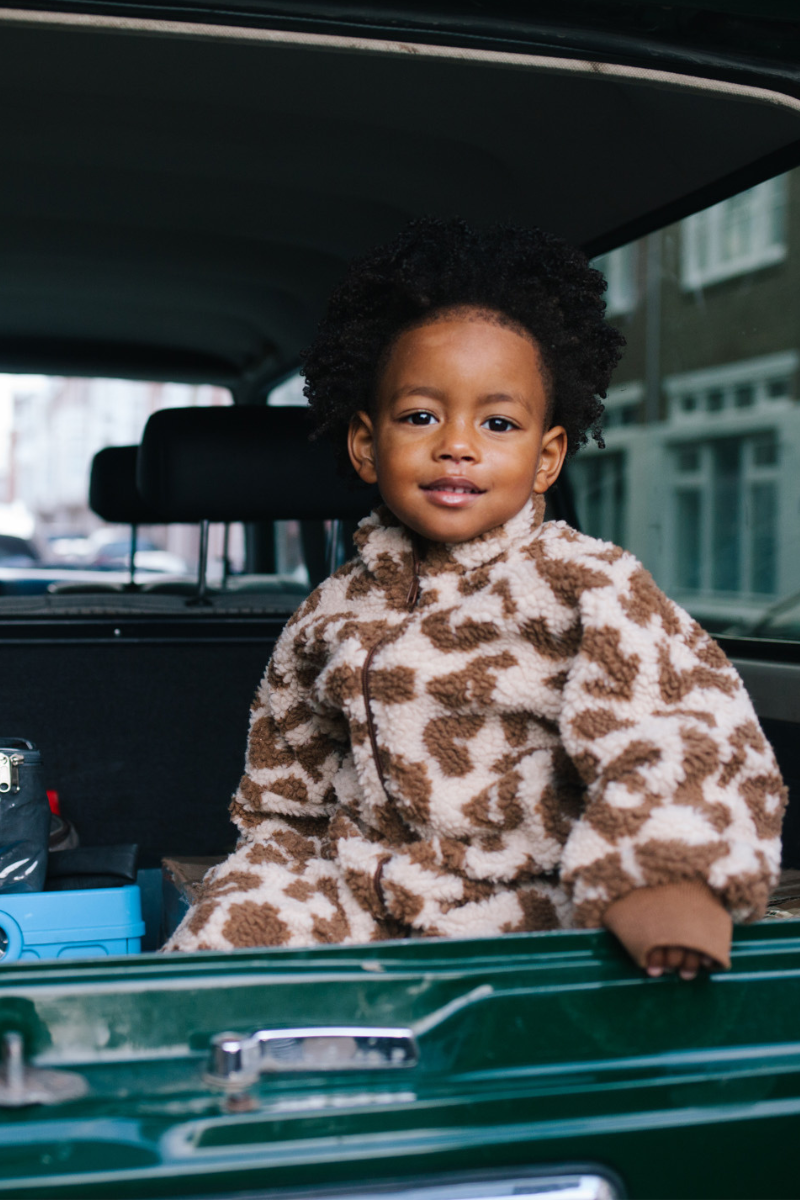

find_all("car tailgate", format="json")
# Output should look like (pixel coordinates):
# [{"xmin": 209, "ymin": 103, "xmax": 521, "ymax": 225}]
[{"xmin": 0, "ymin": 924, "xmax": 799, "ymax": 1200}]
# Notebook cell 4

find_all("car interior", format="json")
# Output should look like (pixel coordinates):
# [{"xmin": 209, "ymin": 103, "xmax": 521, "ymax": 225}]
[{"xmin": 1, "ymin": 3, "xmax": 800, "ymax": 949}]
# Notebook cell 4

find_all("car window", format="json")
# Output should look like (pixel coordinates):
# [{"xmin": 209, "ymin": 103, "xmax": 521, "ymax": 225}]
[
  {"xmin": 576, "ymin": 166, "xmax": 799, "ymax": 642},
  {"xmin": 0, "ymin": 376, "xmax": 244, "ymax": 589}
]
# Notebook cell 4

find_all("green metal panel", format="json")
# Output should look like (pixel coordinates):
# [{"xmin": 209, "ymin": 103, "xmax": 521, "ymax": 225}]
[{"xmin": 0, "ymin": 923, "xmax": 799, "ymax": 1198}]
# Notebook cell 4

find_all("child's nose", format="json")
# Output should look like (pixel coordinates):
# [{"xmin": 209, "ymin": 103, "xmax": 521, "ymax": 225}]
[{"xmin": 435, "ymin": 421, "xmax": 478, "ymax": 462}]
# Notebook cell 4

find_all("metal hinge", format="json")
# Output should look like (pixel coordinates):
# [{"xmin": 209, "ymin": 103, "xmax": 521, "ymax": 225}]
[{"xmin": 0, "ymin": 753, "xmax": 23, "ymax": 795}]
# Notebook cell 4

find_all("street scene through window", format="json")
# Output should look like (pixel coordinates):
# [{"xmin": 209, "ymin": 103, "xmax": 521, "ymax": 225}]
[
  {"xmin": 573, "ymin": 167, "xmax": 800, "ymax": 641},
  {"xmin": 0, "ymin": 169, "xmax": 797, "ymax": 633},
  {"xmin": 0, "ymin": 378, "xmax": 244, "ymax": 586}
]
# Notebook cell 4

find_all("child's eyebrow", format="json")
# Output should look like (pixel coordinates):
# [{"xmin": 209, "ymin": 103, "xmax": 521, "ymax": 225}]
[
  {"xmin": 389, "ymin": 384, "xmax": 445, "ymax": 403},
  {"xmin": 478, "ymin": 392, "xmax": 527, "ymax": 406}
]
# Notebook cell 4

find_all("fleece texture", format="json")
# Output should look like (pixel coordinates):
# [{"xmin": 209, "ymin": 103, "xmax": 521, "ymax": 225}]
[{"xmin": 166, "ymin": 496, "xmax": 785, "ymax": 952}]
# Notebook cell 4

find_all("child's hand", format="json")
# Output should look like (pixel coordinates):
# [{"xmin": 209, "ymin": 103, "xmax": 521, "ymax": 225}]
[{"xmin": 646, "ymin": 946, "xmax": 718, "ymax": 980}]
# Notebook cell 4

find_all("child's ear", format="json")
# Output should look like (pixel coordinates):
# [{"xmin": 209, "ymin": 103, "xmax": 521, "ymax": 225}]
[
  {"xmin": 348, "ymin": 411, "xmax": 378, "ymax": 485},
  {"xmin": 533, "ymin": 424, "xmax": 568, "ymax": 494}
]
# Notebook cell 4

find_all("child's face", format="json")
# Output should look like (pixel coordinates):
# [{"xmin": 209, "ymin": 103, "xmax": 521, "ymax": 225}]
[{"xmin": 347, "ymin": 309, "xmax": 567, "ymax": 543}]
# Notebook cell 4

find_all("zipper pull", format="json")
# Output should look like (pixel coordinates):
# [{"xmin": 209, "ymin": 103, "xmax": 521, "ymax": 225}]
[
  {"xmin": 407, "ymin": 540, "xmax": 421, "ymax": 610},
  {"xmin": 0, "ymin": 753, "xmax": 22, "ymax": 795}
]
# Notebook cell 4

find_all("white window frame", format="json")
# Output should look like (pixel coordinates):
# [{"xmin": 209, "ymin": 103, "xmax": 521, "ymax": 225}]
[
  {"xmin": 664, "ymin": 351, "xmax": 798, "ymax": 425},
  {"xmin": 681, "ymin": 175, "xmax": 789, "ymax": 289},
  {"xmin": 600, "ymin": 380, "xmax": 643, "ymax": 429},
  {"xmin": 592, "ymin": 243, "xmax": 638, "ymax": 317},
  {"xmin": 670, "ymin": 430, "xmax": 780, "ymax": 598}
]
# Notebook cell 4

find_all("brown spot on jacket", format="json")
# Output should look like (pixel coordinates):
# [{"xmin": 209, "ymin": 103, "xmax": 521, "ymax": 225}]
[
  {"xmin": 571, "ymin": 707, "xmax": 634, "ymax": 741},
  {"xmin": 379, "ymin": 749, "xmax": 432, "ymax": 824},
  {"xmin": 501, "ymin": 710, "xmax": 557, "ymax": 747},
  {"xmin": 222, "ymin": 899, "xmax": 292, "ymax": 946},
  {"xmin": 284, "ymin": 879, "xmax": 315, "ymax": 902},
  {"xmin": 657, "ymin": 644, "xmax": 738, "ymax": 705},
  {"xmin": 581, "ymin": 740, "xmax": 664, "ymax": 840},
  {"xmin": 503, "ymin": 888, "xmax": 559, "ymax": 932},
  {"xmin": 421, "ymin": 608, "xmax": 500, "ymax": 654},
  {"xmin": 247, "ymin": 842, "xmax": 289, "ymax": 867},
  {"xmin": 581, "ymin": 627, "xmax": 641, "ymax": 702},
  {"xmin": 369, "ymin": 666, "xmax": 417, "ymax": 705},
  {"xmin": 568, "ymin": 851, "xmax": 639, "ymax": 925},
  {"xmin": 718, "ymin": 721, "xmax": 766, "ymax": 788},
  {"xmin": 635, "ymin": 837, "xmax": 729, "ymax": 887},
  {"xmin": 311, "ymin": 877, "xmax": 352, "ymax": 942},
  {"xmin": 462, "ymin": 770, "xmax": 524, "ymax": 831},
  {"xmin": 427, "ymin": 652, "xmax": 517, "ymax": 710},
  {"xmin": 673, "ymin": 725, "xmax": 732, "ymax": 833},
  {"xmin": 382, "ymin": 879, "xmax": 425, "ymax": 924},
  {"xmin": 620, "ymin": 567, "xmax": 681, "ymax": 636},
  {"xmin": 739, "ymin": 773, "xmax": 787, "ymax": 840},
  {"xmin": 247, "ymin": 716, "xmax": 296, "ymax": 771},
  {"xmin": 520, "ymin": 616, "xmax": 583, "ymax": 660},
  {"xmin": 423, "ymin": 713, "xmax": 486, "ymax": 777},
  {"xmin": 525, "ymin": 538, "xmax": 612, "ymax": 607},
  {"xmin": 490, "ymin": 578, "xmax": 519, "ymax": 617}
]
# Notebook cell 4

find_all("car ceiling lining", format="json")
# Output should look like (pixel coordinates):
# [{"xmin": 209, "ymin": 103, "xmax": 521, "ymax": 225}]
[{"xmin": 0, "ymin": 7, "xmax": 799, "ymax": 392}]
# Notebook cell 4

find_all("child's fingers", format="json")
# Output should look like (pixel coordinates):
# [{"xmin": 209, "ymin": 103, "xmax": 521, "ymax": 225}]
[
  {"xmin": 646, "ymin": 947, "xmax": 666, "ymax": 976},
  {"xmin": 678, "ymin": 950, "xmax": 702, "ymax": 980},
  {"xmin": 663, "ymin": 946, "xmax": 686, "ymax": 973},
  {"xmin": 646, "ymin": 947, "xmax": 719, "ymax": 979}
]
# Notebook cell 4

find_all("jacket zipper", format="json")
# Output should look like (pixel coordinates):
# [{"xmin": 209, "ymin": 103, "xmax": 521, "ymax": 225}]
[{"xmin": 362, "ymin": 538, "xmax": 421, "ymax": 796}]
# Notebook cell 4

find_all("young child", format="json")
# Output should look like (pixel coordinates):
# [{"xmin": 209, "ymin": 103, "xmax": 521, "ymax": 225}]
[{"xmin": 166, "ymin": 218, "xmax": 786, "ymax": 978}]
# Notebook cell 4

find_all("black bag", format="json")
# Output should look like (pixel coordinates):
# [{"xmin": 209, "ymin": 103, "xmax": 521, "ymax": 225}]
[
  {"xmin": 0, "ymin": 738, "xmax": 49, "ymax": 893},
  {"xmin": 45, "ymin": 844, "xmax": 139, "ymax": 891}
]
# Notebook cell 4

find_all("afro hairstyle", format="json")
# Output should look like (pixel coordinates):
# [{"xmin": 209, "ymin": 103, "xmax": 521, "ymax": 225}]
[{"xmin": 302, "ymin": 216, "xmax": 625, "ymax": 468}]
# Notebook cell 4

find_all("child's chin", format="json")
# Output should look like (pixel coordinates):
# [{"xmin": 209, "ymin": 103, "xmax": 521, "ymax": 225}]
[{"xmin": 413, "ymin": 513, "xmax": 502, "ymax": 544}]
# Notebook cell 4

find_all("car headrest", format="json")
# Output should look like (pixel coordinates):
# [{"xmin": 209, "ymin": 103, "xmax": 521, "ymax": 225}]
[
  {"xmin": 137, "ymin": 406, "xmax": 379, "ymax": 522},
  {"xmin": 89, "ymin": 445, "xmax": 166, "ymax": 525}
]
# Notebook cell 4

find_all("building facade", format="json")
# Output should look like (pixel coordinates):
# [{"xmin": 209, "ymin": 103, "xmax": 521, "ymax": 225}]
[{"xmin": 575, "ymin": 169, "xmax": 800, "ymax": 633}]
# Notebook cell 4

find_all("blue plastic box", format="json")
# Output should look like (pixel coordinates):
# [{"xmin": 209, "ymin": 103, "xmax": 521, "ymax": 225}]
[{"xmin": 0, "ymin": 885, "xmax": 144, "ymax": 962}]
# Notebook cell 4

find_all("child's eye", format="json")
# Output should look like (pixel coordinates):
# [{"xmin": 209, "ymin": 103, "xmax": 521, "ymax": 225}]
[
  {"xmin": 483, "ymin": 416, "xmax": 517, "ymax": 433},
  {"xmin": 402, "ymin": 411, "xmax": 438, "ymax": 426}
]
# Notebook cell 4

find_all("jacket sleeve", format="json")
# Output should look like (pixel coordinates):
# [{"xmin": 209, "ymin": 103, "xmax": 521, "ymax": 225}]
[
  {"xmin": 558, "ymin": 548, "xmax": 786, "ymax": 942},
  {"xmin": 162, "ymin": 584, "xmax": 353, "ymax": 952},
  {"xmin": 229, "ymin": 592, "xmax": 349, "ymax": 837}
]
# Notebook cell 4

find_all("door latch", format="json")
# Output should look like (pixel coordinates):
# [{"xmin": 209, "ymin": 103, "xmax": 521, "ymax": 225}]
[
  {"xmin": 0, "ymin": 1032, "xmax": 88, "ymax": 1107},
  {"xmin": 205, "ymin": 1026, "xmax": 418, "ymax": 1090}
]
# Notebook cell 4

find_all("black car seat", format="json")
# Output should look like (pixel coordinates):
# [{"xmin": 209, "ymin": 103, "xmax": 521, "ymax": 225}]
[
  {"xmin": 137, "ymin": 405, "xmax": 379, "ymax": 601},
  {"xmin": 50, "ymin": 445, "xmax": 167, "ymax": 594}
]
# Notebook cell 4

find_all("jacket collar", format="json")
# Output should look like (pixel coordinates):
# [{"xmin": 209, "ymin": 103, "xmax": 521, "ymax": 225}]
[{"xmin": 353, "ymin": 494, "xmax": 546, "ymax": 596}]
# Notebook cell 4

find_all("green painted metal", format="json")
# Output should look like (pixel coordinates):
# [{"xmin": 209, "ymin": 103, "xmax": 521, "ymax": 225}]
[{"xmin": 0, "ymin": 923, "xmax": 798, "ymax": 1198}]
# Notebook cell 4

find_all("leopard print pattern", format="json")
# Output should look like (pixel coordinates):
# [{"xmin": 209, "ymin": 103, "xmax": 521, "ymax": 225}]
[{"xmin": 166, "ymin": 496, "xmax": 786, "ymax": 951}]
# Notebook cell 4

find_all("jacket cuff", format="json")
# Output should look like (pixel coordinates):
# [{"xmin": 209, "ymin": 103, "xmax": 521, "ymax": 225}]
[{"xmin": 602, "ymin": 880, "xmax": 733, "ymax": 970}]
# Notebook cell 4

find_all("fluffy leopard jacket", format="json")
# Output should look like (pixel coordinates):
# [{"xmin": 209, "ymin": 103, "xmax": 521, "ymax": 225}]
[{"xmin": 166, "ymin": 495, "xmax": 785, "ymax": 954}]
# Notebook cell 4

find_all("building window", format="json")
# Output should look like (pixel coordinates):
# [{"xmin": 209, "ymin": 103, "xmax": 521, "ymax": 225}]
[
  {"xmin": 681, "ymin": 175, "xmax": 788, "ymax": 289},
  {"xmin": 672, "ymin": 431, "xmax": 778, "ymax": 597},
  {"xmin": 570, "ymin": 451, "xmax": 627, "ymax": 547},
  {"xmin": 599, "ymin": 381, "xmax": 643, "ymax": 429},
  {"xmin": 591, "ymin": 243, "xmax": 638, "ymax": 317},
  {"xmin": 665, "ymin": 351, "xmax": 798, "ymax": 423}
]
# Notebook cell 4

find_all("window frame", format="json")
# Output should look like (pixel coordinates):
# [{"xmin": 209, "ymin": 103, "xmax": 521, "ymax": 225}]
[{"xmin": 681, "ymin": 174, "xmax": 789, "ymax": 290}]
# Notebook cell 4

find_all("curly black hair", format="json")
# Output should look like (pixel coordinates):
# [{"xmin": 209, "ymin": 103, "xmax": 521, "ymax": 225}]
[{"xmin": 302, "ymin": 217, "xmax": 625, "ymax": 467}]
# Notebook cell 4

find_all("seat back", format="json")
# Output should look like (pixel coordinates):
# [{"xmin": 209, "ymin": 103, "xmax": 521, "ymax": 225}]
[
  {"xmin": 51, "ymin": 445, "xmax": 168, "ymax": 594},
  {"xmin": 137, "ymin": 405, "xmax": 378, "ymax": 522}
]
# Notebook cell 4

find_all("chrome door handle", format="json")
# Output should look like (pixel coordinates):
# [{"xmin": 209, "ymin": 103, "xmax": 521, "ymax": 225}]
[{"xmin": 205, "ymin": 1026, "xmax": 418, "ymax": 1089}]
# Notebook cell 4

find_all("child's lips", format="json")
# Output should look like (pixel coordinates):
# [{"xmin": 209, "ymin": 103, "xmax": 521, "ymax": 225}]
[{"xmin": 420, "ymin": 477, "xmax": 486, "ymax": 508}]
